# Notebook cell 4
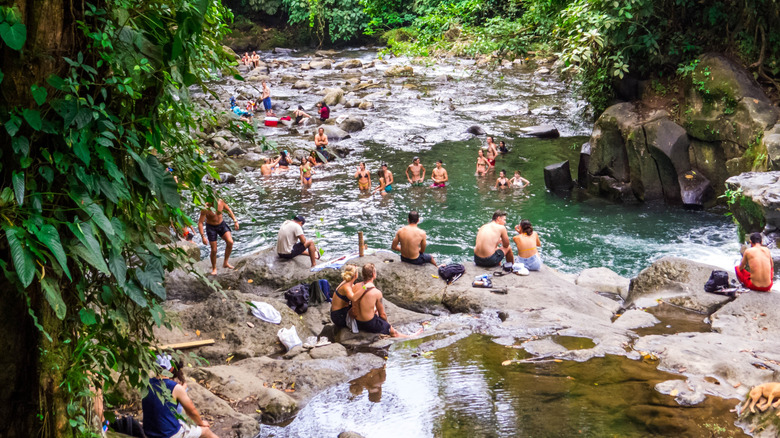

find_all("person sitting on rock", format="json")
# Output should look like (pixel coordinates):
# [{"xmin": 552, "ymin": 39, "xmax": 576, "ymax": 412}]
[
  {"xmin": 473, "ymin": 210, "xmax": 514, "ymax": 268},
  {"xmin": 293, "ymin": 105, "xmax": 311, "ymax": 125},
  {"xmin": 241, "ymin": 52, "xmax": 250, "ymax": 66},
  {"xmin": 736, "ymin": 232, "xmax": 774, "ymax": 291},
  {"xmin": 316, "ymin": 101, "xmax": 330, "ymax": 121},
  {"xmin": 251, "ymin": 51, "xmax": 260, "ymax": 69},
  {"xmin": 392, "ymin": 210, "xmax": 437, "ymax": 267},
  {"xmin": 276, "ymin": 215, "xmax": 318, "ymax": 267},
  {"xmin": 353, "ymin": 263, "xmax": 408, "ymax": 337},
  {"xmin": 331, "ymin": 264, "xmax": 364, "ymax": 329},
  {"xmin": 198, "ymin": 198, "xmax": 239, "ymax": 275},
  {"xmin": 142, "ymin": 355, "xmax": 220, "ymax": 438},
  {"xmin": 513, "ymin": 219, "xmax": 542, "ymax": 271}
]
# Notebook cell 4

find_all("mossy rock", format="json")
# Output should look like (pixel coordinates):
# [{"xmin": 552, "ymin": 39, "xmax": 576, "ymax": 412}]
[{"xmin": 380, "ymin": 27, "xmax": 414, "ymax": 44}]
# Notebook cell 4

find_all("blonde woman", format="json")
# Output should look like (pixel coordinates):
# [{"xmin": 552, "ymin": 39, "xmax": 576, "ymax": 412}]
[{"xmin": 331, "ymin": 265, "xmax": 364, "ymax": 328}]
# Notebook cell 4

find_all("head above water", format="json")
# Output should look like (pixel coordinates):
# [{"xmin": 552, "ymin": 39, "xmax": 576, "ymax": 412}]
[
  {"xmin": 520, "ymin": 219, "xmax": 534, "ymax": 236},
  {"xmin": 500, "ymin": 141, "xmax": 506, "ymax": 147},
  {"xmin": 408, "ymin": 210, "xmax": 419, "ymax": 224},
  {"xmin": 362, "ymin": 263, "xmax": 376, "ymax": 282},
  {"xmin": 360, "ymin": 162, "xmax": 366, "ymax": 169},
  {"xmin": 382, "ymin": 163, "xmax": 388, "ymax": 169},
  {"xmin": 500, "ymin": 169, "xmax": 506, "ymax": 177},
  {"xmin": 478, "ymin": 149, "xmax": 485, "ymax": 156},
  {"xmin": 487, "ymin": 136, "xmax": 494, "ymax": 143},
  {"xmin": 514, "ymin": 170, "xmax": 521, "ymax": 176},
  {"xmin": 750, "ymin": 232, "xmax": 762, "ymax": 245},
  {"xmin": 436, "ymin": 160, "xmax": 443, "ymax": 167},
  {"xmin": 492, "ymin": 210, "xmax": 507, "ymax": 222},
  {"xmin": 298, "ymin": 105, "xmax": 304, "ymax": 110}
]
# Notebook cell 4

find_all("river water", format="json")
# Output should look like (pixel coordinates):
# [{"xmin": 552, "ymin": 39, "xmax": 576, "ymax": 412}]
[
  {"xmin": 205, "ymin": 49, "xmax": 746, "ymax": 436},
  {"xmin": 208, "ymin": 49, "xmax": 740, "ymax": 278}
]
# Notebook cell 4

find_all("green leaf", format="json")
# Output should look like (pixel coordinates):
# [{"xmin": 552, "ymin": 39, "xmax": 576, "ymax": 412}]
[
  {"xmin": 0, "ymin": 188, "xmax": 13, "ymax": 206},
  {"xmin": 108, "ymin": 246, "xmax": 127, "ymax": 286},
  {"xmin": 47, "ymin": 74, "xmax": 67, "ymax": 91},
  {"xmin": 0, "ymin": 68, "xmax": 4, "ymax": 85},
  {"xmin": 68, "ymin": 188, "xmax": 115, "ymax": 237},
  {"xmin": 12, "ymin": 136, "xmax": 29, "ymax": 156},
  {"xmin": 67, "ymin": 222, "xmax": 110, "ymax": 274},
  {"xmin": 72, "ymin": 133, "xmax": 90, "ymax": 166},
  {"xmin": 38, "ymin": 166, "xmax": 53, "ymax": 184},
  {"xmin": 122, "ymin": 282, "xmax": 148, "ymax": 307},
  {"xmin": 0, "ymin": 21, "xmax": 27, "ymax": 51},
  {"xmin": 159, "ymin": 172, "xmax": 180, "ymax": 208},
  {"xmin": 79, "ymin": 308, "xmax": 97, "ymax": 325},
  {"xmin": 136, "ymin": 266, "xmax": 166, "ymax": 300},
  {"xmin": 12, "ymin": 171, "xmax": 24, "ymax": 205},
  {"xmin": 5, "ymin": 115, "xmax": 21, "ymax": 136},
  {"xmin": 34, "ymin": 224, "xmax": 72, "ymax": 281},
  {"xmin": 31, "ymin": 84, "xmax": 47, "ymax": 106},
  {"xmin": 72, "ymin": 243, "xmax": 110, "ymax": 275},
  {"xmin": 41, "ymin": 277, "xmax": 67, "ymax": 320},
  {"xmin": 22, "ymin": 108, "xmax": 42, "ymax": 131},
  {"xmin": 4, "ymin": 227, "xmax": 35, "ymax": 287}
]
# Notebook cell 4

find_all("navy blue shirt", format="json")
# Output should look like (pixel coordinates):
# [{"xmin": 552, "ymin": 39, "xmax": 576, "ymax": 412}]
[{"xmin": 142, "ymin": 378, "xmax": 181, "ymax": 438}]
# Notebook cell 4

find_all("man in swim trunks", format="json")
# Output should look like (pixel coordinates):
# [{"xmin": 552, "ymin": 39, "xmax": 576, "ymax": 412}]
[
  {"xmin": 473, "ymin": 210, "xmax": 514, "ymax": 268},
  {"xmin": 736, "ymin": 232, "xmax": 774, "ymax": 291},
  {"xmin": 381, "ymin": 163, "xmax": 394, "ymax": 192},
  {"xmin": 486, "ymin": 136, "xmax": 498, "ymax": 167},
  {"xmin": 261, "ymin": 80, "xmax": 275, "ymax": 116},
  {"xmin": 392, "ymin": 210, "xmax": 437, "ymax": 267},
  {"xmin": 431, "ymin": 160, "xmax": 448, "ymax": 187},
  {"xmin": 276, "ymin": 215, "xmax": 319, "ymax": 267},
  {"xmin": 198, "ymin": 199, "xmax": 239, "ymax": 275},
  {"xmin": 354, "ymin": 162, "xmax": 371, "ymax": 191},
  {"xmin": 405, "ymin": 157, "xmax": 426, "ymax": 185},
  {"xmin": 354, "ymin": 264, "xmax": 406, "ymax": 337}
]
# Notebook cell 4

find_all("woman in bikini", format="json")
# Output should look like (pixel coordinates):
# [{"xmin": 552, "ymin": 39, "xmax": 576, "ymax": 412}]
[
  {"xmin": 513, "ymin": 219, "xmax": 542, "ymax": 271},
  {"xmin": 372, "ymin": 170, "xmax": 390, "ymax": 196},
  {"xmin": 300, "ymin": 157, "xmax": 314, "ymax": 188},
  {"xmin": 476, "ymin": 149, "xmax": 490, "ymax": 176},
  {"xmin": 275, "ymin": 150, "xmax": 291, "ymax": 173},
  {"xmin": 330, "ymin": 265, "xmax": 364, "ymax": 329},
  {"xmin": 510, "ymin": 170, "xmax": 530, "ymax": 188},
  {"xmin": 495, "ymin": 169, "xmax": 510, "ymax": 189},
  {"xmin": 293, "ymin": 106, "xmax": 311, "ymax": 125},
  {"xmin": 354, "ymin": 162, "xmax": 371, "ymax": 191}
]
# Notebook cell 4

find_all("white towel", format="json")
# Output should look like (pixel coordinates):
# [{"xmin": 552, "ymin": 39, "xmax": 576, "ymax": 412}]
[
  {"xmin": 345, "ymin": 312, "xmax": 359, "ymax": 334},
  {"xmin": 250, "ymin": 301, "xmax": 282, "ymax": 324}
]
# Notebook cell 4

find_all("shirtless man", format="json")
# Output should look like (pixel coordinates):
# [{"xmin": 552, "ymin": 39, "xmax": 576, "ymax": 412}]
[
  {"xmin": 381, "ymin": 163, "xmax": 394, "ymax": 192},
  {"xmin": 198, "ymin": 199, "xmax": 239, "ymax": 275},
  {"xmin": 392, "ymin": 211, "xmax": 437, "ymax": 267},
  {"xmin": 354, "ymin": 264, "xmax": 407, "ymax": 337},
  {"xmin": 260, "ymin": 157, "xmax": 280, "ymax": 176},
  {"xmin": 736, "ymin": 232, "xmax": 774, "ymax": 291},
  {"xmin": 473, "ymin": 210, "xmax": 514, "ymax": 268},
  {"xmin": 405, "ymin": 157, "xmax": 426, "ymax": 185},
  {"xmin": 261, "ymin": 80, "xmax": 275, "ymax": 116},
  {"xmin": 486, "ymin": 136, "xmax": 498, "ymax": 167},
  {"xmin": 431, "ymin": 160, "xmax": 448, "ymax": 187},
  {"xmin": 354, "ymin": 162, "xmax": 371, "ymax": 191}
]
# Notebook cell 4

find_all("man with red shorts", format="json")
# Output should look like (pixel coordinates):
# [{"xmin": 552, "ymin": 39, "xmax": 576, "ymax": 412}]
[{"xmin": 736, "ymin": 232, "xmax": 774, "ymax": 292}]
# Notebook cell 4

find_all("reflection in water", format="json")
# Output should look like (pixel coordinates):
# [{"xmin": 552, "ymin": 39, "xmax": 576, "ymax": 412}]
[{"xmin": 258, "ymin": 335, "xmax": 745, "ymax": 438}]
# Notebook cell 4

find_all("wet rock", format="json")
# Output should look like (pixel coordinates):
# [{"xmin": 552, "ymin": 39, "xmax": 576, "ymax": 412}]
[
  {"xmin": 520, "ymin": 125, "xmax": 559, "ymax": 138},
  {"xmin": 300, "ymin": 63, "xmax": 311, "ymax": 71},
  {"xmin": 345, "ymin": 99, "xmax": 361, "ymax": 108},
  {"xmin": 466, "ymin": 125, "xmax": 486, "ymax": 136},
  {"xmin": 339, "ymin": 117, "xmax": 365, "ymax": 133},
  {"xmin": 308, "ymin": 343, "xmax": 348, "ymax": 359},
  {"xmin": 435, "ymin": 74, "xmax": 454, "ymax": 83},
  {"xmin": 643, "ymin": 117, "xmax": 690, "ymax": 204},
  {"xmin": 346, "ymin": 77, "xmax": 361, "ymax": 86},
  {"xmin": 588, "ymin": 175, "xmax": 634, "ymax": 203},
  {"xmin": 725, "ymin": 171, "xmax": 780, "ymax": 233},
  {"xmin": 537, "ymin": 67, "xmax": 550, "ymax": 75},
  {"xmin": 320, "ymin": 125, "xmax": 350, "ymax": 141},
  {"xmin": 522, "ymin": 338, "xmax": 568, "ymax": 356},
  {"xmin": 765, "ymin": 124, "xmax": 780, "ymax": 171},
  {"xmin": 315, "ymin": 50, "xmax": 338, "ymax": 57},
  {"xmin": 338, "ymin": 433, "xmax": 365, "ymax": 438},
  {"xmin": 711, "ymin": 291, "xmax": 780, "ymax": 340},
  {"xmin": 688, "ymin": 139, "xmax": 729, "ymax": 198},
  {"xmin": 322, "ymin": 88, "xmax": 345, "ymax": 107},
  {"xmin": 273, "ymin": 47, "xmax": 293, "ymax": 55},
  {"xmin": 543, "ymin": 160, "xmax": 574, "ymax": 192},
  {"xmin": 358, "ymin": 101, "xmax": 374, "ymax": 110},
  {"xmin": 612, "ymin": 310, "xmax": 660, "ymax": 330},
  {"xmin": 678, "ymin": 170, "xmax": 714, "ymax": 207},
  {"xmin": 575, "ymin": 267, "xmax": 630, "ymax": 298},
  {"xmin": 309, "ymin": 60, "xmax": 332, "ymax": 70},
  {"xmin": 384, "ymin": 65, "xmax": 413, "ymax": 77},
  {"xmin": 627, "ymin": 256, "xmax": 733, "ymax": 313},
  {"xmin": 577, "ymin": 142, "xmax": 591, "ymax": 188},
  {"xmin": 335, "ymin": 59, "xmax": 362, "ymax": 69},
  {"xmin": 292, "ymin": 80, "xmax": 312, "ymax": 90},
  {"xmin": 214, "ymin": 172, "xmax": 237, "ymax": 184},
  {"xmin": 226, "ymin": 147, "xmax": 246, "ymax": 157}
]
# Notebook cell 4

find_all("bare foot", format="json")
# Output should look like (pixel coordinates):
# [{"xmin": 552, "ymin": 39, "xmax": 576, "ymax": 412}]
[
  {"xmin": 223, "ymin": 263, "xmax": 235, "ymax": 270},
  {"xmin": 209, "ymin": 268, "xmax": 218, "ymax": 276}
]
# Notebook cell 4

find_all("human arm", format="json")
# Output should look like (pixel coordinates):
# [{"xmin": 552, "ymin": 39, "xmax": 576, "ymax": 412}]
[
  {"xmin": 535, "ymin": 232, "xmax": 541, "ymax": 248},
  {"xmin": 172, "ymin": 384, "xmax": 209, "ymax": 428},
  {"xmin": 405, "ymin": 166, "xmax": 412, "ymax": 183},
  {"xmin": 221, "ymin": 201, "xmax": 239, "ymax": 230},
  {"xmin": 739, "ymin": 252, "xmax": 748, "ymax": 270},
  {"xmin": 520, "ymin": 177, "xmax": 530, "ymax": 187},
  {"xmin": 494, "ymin": 179, "xmax": 500, "ymax": 189},
  {"xmin": 500, "ymin": 228, "xmax": 510, "ymax": 250},
  {"xmin": 391, "ymin": 231, "xmax": 401, "ymax": 252},
  {"xmin": 442, "ymin": 169, "xmax": 448, "ymax": 183},
  {"xmin": 420, "ymin": 232, "xmax": 427, "ymax": 254},
  {"xmin": 420, "ymin": 166, "xmax": 426, "ymax": 181},
  {"xmin": 197, "ymin": 211, "xmax": 207, "ymax": 244},
  {"xmin": 375, "ymin": 295, "xmax": 388, "ymax": 321}
]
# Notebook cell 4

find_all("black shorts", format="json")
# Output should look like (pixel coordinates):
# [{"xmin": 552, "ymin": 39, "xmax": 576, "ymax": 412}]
[
  {"xmin": 330, "ymin": 305, "xmax": 350, "ymax": 328},
  {"xmin": 356, "ymin": 315, "xmax": 391, "ymax": 335},
  {"xmin": 279, "ymin": 242, "xmax": 306, "ymax": 259},
  {"xmin": 205, "ymin": 221, "xmax": 231, "ymax": 242},
  {"xmin": 401, "ymin": 253, "xmax": 433, "ymax": 265},
  {"xmin": 474, "ymin": 249, "xmax": 504, "ymax": 268}
]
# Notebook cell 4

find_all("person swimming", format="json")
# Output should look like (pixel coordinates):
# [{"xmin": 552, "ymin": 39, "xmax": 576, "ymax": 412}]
[
  {"xmin": 354, "ymin": 162, "xmax": 371, "ymax": 191},
  {"xmin": 495, "ymin": 169, "xmax": 510, "ymax": 189},
  {"xmin": 499, "ymin": 141, "xmax": 509, "ymax": 154},
  {"xmin": 300, "ymin": 157, "xmax": 314, "ymax": 187},
  {"xmin": 510, "ymin": 170, "xmax": 530, "ymax": 188},
  {"xmin": 476, "ymin": 149, "xmax": 490, "ymax": 176},
  {"xmin": 275, "ymin": 150, "xmax": 291, "ymax": 172}
]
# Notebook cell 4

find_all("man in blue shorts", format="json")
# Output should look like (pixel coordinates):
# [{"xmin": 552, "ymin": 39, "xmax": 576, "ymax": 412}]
[
  {"xmin": 261, "ymin": 80, "xmax": 275, "ymax": 116},
  {"xmin": 392, "ymin": 210, "xmax": 437, "ymax": 267}
]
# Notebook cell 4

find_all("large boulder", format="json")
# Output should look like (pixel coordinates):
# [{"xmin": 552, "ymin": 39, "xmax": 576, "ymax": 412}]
[
  {"xmin": 292, "ymin": 80, "xmax": 312, "ymax": 90},
  {"xmin": 320, "ymin": 125, "xmax": 351, "ymax": 141},
  {"xmin": 643, "ymin": 117, "xmax": 691, "ymax": 204},
  {"xmin": 309, "ymin": 60, "xmax": 332, "ymax": 70},
  {"xmin": 384, "ymin": 65, "xmax": 413, "ymax": 77},
  {"xmin": 339, "ymin": 117, "xmax": 365, "ymax": 133},
  {"xmin": 322, "ymin": 88, "xmax": 345, "ymax": 107},
  {"xmin": 688, "ymin": 139, "xmax": 729, "ymax": 197},
  {"xmin": 575, "ymin": 267, "xmax": 630, "ymax": 298},
  {"xmin": 765, "ymin": 124, "xmax": 780, "ymax": 171},
  {"xmin": 520, "ymin": 125, "xmax": 560, "ymax": 139},
  {"xmin": 725, "ymin": 171, "xmax": 780, "ymax": 233},
  {"xmin": 543, "ymin": 161, "xmax": 574, "ymax": 192},
  {"xmin": 627, "ymin": 256, "xmax": 733, "ymax": 313},
  {"xmin": 466, "ymin": 125, "xmax": 486, "ymax": 136},
  {"xmin": 678, "ymin": 170, "xmax": 714, "ymax": 207},
  {"xmin": 711, "ymin": 292, "xmax": 780, "ymax": 341},
  {"xmin": 335, "ymin": 59, "xmax": 362, "ymax": 69},
  {"xmin": 577, "ymin": 142, "xmax": 590, "ymax": 188}
]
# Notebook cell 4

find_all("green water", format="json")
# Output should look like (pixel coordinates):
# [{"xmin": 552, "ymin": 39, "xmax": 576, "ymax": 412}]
[
  {"xmin": 258, "ymin": 334, "xmax": 745, "ymax": 437},
  {"xmin": 222, "ymin": 135, "xmax": 738, "ymax": 277}
]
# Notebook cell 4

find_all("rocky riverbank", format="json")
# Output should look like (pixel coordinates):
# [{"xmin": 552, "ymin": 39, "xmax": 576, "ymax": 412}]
[{"xmin": 139, "ymin": 245, "xmax": 780, "ymax": 437}]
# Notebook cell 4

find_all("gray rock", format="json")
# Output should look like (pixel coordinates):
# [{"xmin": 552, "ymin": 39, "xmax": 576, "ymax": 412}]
[
  {"xmin": 308, "ymin": 343, "xmax": 348, "ymax": 359},
  {"xmin": 320, "ymin": 125, "xmax": 350, "ymax": 141},
  {"xmin": 577, "ymin": 142, "xmax": 591, "ymax": 188},
  {"xmin": 612, "ymin": 309, "xmax": 660, "ymax": 330},
  {"xmin": 576, "ymin": 267, "xmax": 630, "ymax": 298},
  {"xmin": 309, "ymin": 60, "xmax": 332, "ymax": 70},
  {"xmin": 627, "ymin": 256, "xmax": 733, "ymax": 313},
  {"xmin": 711, "ymin": 292, "xmax": 780, "ymax": 341},
  {"xmin": 273, "ymin": 47, "xmax": 293, "ymax": 55},
  {"xmin": 315, "ymin": 50, "xmax": 338, "ymax": 57},
  {"xmin": 322, "ymin": 88, "xmax": 344, "ymax": 107},
  {"xmin": 466, "ymin": 125, "xmax": 486, "ymax": 136},
  {"xmin": 520, "ymin": 125, "xmax": 560, "ymax": 138},
  {"xmin": 688, "ymin": 140, "xmax": 729, "ymax": 198},
  {"xmin": 543, "ymin": 160, "xmax": 573, "ymax": 192},
  {"xmin": 358, "ymin": 101, "xmax": 374, "ymax": 110},
  {"xmin": 300, "ymin": 63, "xmax": 311, "ymax": 71},
  {"xmin": 338, "ymin": 433, "xmax": 366, "ymax": 438},
  {"xmin": 435, "ymin": 74, "xmax": 454, "ymax": 83},
  {"xmin": 282, "ymin": 345, "xmax": 305, "ymax": 359},
  {"xmin": 335, "ymin": 59, "xmax": 362, "ymax": 69},
  {"xmin": 765, "ymin": 124, "xmax": 780, "ymax": 171},
  {"xmin": 163, "ymin": 240, "xmax": 201, "ymax": 262},
  {"xmin": 725, "ymin": 171, "xmax": 780, "ymax": 233},
  {"xmin": 226, "ymin": 147, "xmax": 246, "ymax": 157},
  {"xmin": 339, "ymin": 117, "xmax": 365, "ymax": 133},
  {"xmin": 384, "ymin": 65, "xmax": 413, "ymax": 77},
  {"xmin": 678, "ymin": 170, "xmax": 714, "ymax": 207},
  {"xmin": 655, "ymin": 379, "xmax": 707, "ymax": 406},
  {"xmin": 522, "ymin": 338, "xmax": 568, "ymax": 356},
  {"xmin": 643, "ymin": 117, "xmax": 690, "ymax": 203},
  {"xmin": 292, "ymin": 80, "xmax": 312, "ymax": 90},
  {"xmin": 344, "ymin": 99, "xmax": 361, "ymax": 108},
  {"xmin": 214, "ymin": 172, "xmax": 237, "ymax": 184}
]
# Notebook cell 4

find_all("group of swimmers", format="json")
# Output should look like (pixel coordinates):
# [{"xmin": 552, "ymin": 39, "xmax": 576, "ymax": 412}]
[{"xmin": 477, "ymin": 136, "xmax": 530, "ymax": 189}]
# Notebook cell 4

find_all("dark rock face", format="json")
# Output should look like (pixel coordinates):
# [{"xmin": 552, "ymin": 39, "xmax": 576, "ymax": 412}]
[
  {"xmin": 466, "ymin": 125, "xmax": 486, "ymax": 136},
  {"xmin": 725, "ymin": 171, "xmax": 780, "ymax": 233},
  {"xmin": 678, "ymin": 170, "xmax": 713, "ymax": 207},
  {"xmin": 577, "ymin": 142, "xmax": 590, "ymax": 188},
  {"xmin": 226, "ymin": 147, "xmax": 246, "ymax": 157},
  {"xmin": 520, "ymin": 125, "xmax": 560, "ymax": 138},
  {"xmin": 544, "ymin": 160, "xmax": 574, "ymax": 192}
]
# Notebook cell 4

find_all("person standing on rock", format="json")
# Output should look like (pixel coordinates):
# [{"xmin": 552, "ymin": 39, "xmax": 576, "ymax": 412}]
[
  {"xmin": 261, "ymin": 80, "xmax": 275, "ymax": 116},
  {"xmin": 198, "ymin": 199, "xmax": 239, "ymax": 275},
  {"xmin": 392, "ymin": 210, "xmax": 437, "ymax": 267},
  {"xmin": 353, "ymin": 263, "xmax": 410, "ymax": 337},
  {"xmin": 486, "ymin": 136, "xmax": 498, "ymax": 167},
  {"xmin": 736, "ymin": 232, "xmax": 774, "ymax": 291},
  {"xmin": 513, "ymin": 220, "xmax": 542, "ymax": 271},
  {"xmin": 293, "ymin": 105, "xmax": 311, "ymax": 125},
  {"xmin": 314, "ymin": 127, "xmax": 329, "ymax": 164},
  {"xmin": 473, "ymin": 210, "xmax": 514, "ymax": 268},
  {"xmin": 405, "ymin": 157, "xmax": 426, "ymax": 186},
  {"xmin": 142, "ymin": 355, "xmax": 220, "ymax": 438},
  {"xmin": 354, "ymin": 162, "xmax": 372, "ymax": 191},
  {"xmin": 316, "ymin": 101, "xmax": 330, "ymax": 121},
  {"xmin": 276, "ymin": 215, "xmax": 319, "ymax": 267},
  {"xmin": 431, "ymin": 160, "xmax": 448, "ymax": 188}
]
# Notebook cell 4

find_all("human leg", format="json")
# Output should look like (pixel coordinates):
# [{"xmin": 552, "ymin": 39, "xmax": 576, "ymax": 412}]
[
  {"xmin": 305, "ymin": 240, "xmax": 318, "ymax": 267},
  {"xmin": 502, "ymin": 246, "xmax": 514, "ymax": 264},
  {"xmin": 208, "ymin": 241, "xmax": 218, "ymax": 275},
  {"xmin": 222, "ymin": 231, "xmax": 234, "ymax": 269},
  {"xmin": 522, "ymin": 254, "xmax": 542, "ymax": 271}
]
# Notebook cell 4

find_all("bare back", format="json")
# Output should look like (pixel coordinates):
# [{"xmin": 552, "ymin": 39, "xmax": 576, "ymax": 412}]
[
  {"xmin": 395, "ymin": 225, "xmax": 426, "ymax": 259},
  {"xmin": 513, "ymin": 232, "xmax": 540, "ymax": 258},
  {"xmin": 743, "ymin": 246, "xmax": 773, "ymax": 287},
  {"xmin": 474, "ymin": 221, "xmax": 508, "ymax": 258},
  {"xmin": 356, "ymin": 287, "xmax": 383, "ymax": 322}
]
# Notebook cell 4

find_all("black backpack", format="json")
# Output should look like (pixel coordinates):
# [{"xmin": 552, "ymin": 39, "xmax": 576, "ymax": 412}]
[
  {"xmin": 438, "ymin": 264, "xmax": 466, "ymax": 284},
  {"xmin": 704, "ymin": 270, "xmax": 730, "ymax": 292},
  {"xmin": 109, "ymin": 415, "xmax": 147, "ymax": 438},
  {"xmin": 284, "ymin": 284, "xmax": 310, "ymax": 314}
]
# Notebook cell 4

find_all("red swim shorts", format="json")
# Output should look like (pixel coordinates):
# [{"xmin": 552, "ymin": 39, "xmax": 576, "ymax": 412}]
[{"xmin": 735, "ymin": 266, "xmax": 773, "ymax": 292}]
